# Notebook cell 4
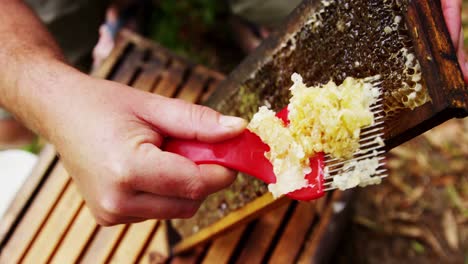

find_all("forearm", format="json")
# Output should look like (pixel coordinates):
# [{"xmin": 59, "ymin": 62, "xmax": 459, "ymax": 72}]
[{"xmin": 0, "ymin": 0, "xmax": 82, "ymax": 140}]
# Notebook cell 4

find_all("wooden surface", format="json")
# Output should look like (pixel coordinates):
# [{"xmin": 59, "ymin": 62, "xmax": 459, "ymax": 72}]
[{"xmin": 0, "ymin": 30, "xmax": 349, "ymax": 263}]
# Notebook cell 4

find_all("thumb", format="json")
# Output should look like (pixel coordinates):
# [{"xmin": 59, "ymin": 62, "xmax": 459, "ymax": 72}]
[{"xmin": 140, "ymin": 95, "xmax": 247, "ymax": 142}]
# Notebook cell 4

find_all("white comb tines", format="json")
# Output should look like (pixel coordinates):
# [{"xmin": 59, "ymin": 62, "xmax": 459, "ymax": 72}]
[{"xmin": 323, "ymin": 90, "xmax": 388, "ymax": 192}]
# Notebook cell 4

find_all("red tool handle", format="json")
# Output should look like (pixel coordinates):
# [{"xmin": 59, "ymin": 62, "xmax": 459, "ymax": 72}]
[
  {"xmin": 164, "ymin": 130, "xmax": 325, "ymax": 201},
  {"xmin": 164, "ymin": 107, "xmax": 325, "ymax": 201},
  {"xmin": 164, "ymin": 129, "xmax": 276, "ymax": 184}
]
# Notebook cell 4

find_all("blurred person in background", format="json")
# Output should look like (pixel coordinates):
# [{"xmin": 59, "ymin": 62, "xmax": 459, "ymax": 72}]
[{"xmin": 0, "ymin": 0, "xmax": 466, "ymax": 225}]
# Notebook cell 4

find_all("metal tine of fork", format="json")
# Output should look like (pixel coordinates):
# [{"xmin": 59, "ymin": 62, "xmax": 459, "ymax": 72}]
[
  {"xmin": 317, "ymin": 131, "xmax": 385, "ymax": 160},
  {"xmin": 325, "ymin": 146, "xmax": 385, "ymax": 164},
  {"xmin": 358, "ymin": 137, "xmax": 386, "ymax": 149},
  {"xmin": 370, "ymin": 104, "xmax": 384, "ymax": 111},
  {"xmin": 324, "ymin": 159, "xmax": 386, "ymax": 177},
  {"xmin": 323, "ymin": 170, "xmax": 388, "ymax": 187},
  {"xmin": 371, "ymin": 109, "xmax": 385, "ymax": 116},
  {"xmin": 359, "ymin": 132, "xmax": 385, "ymax": 142},
  {"xmin": 325, "ymin": 159, "xmax": 386, "ymax": 176},
  {"xmin": 360, "ymin": 127, "xmax": 384, "ymax": 137},
  {"xmin": 321, "ymin": 132, "xmax": 385, "ymax": 160},
  {"xmin": 325, "ymin": 150, "xmax": 386, "ymax": 168},
  {"xmin": 360, "ymin": 124, "xmax": 384, "ymax": 134},
  {"xmin": 370, "ymin": 105, "xmax": 382, "ymax": 111},
  {"xmin": 325, "ymin": 170, "xmax": 390, "ymax": 185},
  {"xmin": 363, "ymin": 119, "xmax": 386, "ymax": 130},
  {"xmin": 324, "ymin": 145, "xmax": 382, "ymax": 162},
  {"xmin": 325, "ymin": 167, "xmax": 389, "ymax": 180},
  {"xmin": 364, "ymin": 120, "xmax": 385, "ymax": 128}
]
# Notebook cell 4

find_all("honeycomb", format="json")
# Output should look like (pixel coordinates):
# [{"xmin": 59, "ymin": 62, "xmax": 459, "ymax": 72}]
[
  {"xmin": 220, "ymin": 0, "xmax": 430, "ymax": 119},
  {"xmin": 172, "ymin": 0, "xmax": 431, "ymax": 238}
]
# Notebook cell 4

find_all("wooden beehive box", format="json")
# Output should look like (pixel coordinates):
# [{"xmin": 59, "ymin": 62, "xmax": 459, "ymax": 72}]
[{"xmin": 170, "ymin": 0, "xmax": 468, "ymax": 253}]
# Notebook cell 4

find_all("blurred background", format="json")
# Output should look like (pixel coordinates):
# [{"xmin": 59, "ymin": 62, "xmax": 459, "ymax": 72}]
[{"xmin": 0, "ymin": 0, "xmax": 466, "ymax": 263}]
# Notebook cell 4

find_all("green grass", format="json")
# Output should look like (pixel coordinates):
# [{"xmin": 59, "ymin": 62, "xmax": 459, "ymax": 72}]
[{"xmin": 148, "ymin": 0, "xmax": 230, "ymax": 65}]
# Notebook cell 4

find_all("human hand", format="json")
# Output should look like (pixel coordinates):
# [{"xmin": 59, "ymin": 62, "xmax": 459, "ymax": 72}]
[
  {"xmin": 49, "ymin": 73, "xmax": 246, "ymax": 226},
  {"xmin": 441, "ymin": 0, "xmax": 468, "ymax": 83}
]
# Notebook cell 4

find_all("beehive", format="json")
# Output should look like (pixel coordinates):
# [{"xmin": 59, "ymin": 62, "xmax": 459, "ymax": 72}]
[{"xmin": 171, "ymin": 0, "xmax": 467, "ymax": 252}]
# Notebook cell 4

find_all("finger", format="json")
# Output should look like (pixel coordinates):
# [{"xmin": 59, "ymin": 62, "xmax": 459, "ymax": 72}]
[
  {"xmin": 139, "ymin": 95, "xmax": 247, "ymax": 143},
  {"xmin": 96, "ymin": 216, "xmax": 147, "ymax": 226},
  {"xmin": 91, "ymin": 208, "xmax": 147, "ymax": 226},
  {"xmin": 457, "ymin": 27, "xmax": 468, "ymax": 83},
  {"xmin": 441, "ymin": 0, "xmax": 462, "ymax": 49},
  {"xmin": 198, "ymin": 164, "xmax": 237, "ymax": 194},
  {"xmin": 132, "ymin": 144, "xmax": 236, "ymax": 200},
  {"xmin": 132, "ymin": 143, "xmax": 207, "ymax": 200},
  {"xmin": 121, "ymin": 192, "xmax": 203, "ymax": 219}
]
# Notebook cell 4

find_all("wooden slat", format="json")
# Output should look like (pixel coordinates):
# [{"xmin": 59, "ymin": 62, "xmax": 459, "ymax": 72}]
[
  {"xmin": 153, "ymin": 60, "xmax": 187, "ymax": 97},
  {"xmin": 0, "ymin": 144, "xmax": 56, "ymax": 248},
  {"xmin": 173, "ymin": 194, "xmax": 288, "ymax": 254},
  {"xmin": 0, "ymin": 164, "xmax": 69, "ymax": 263},
  {"xmin": 201, "ymin": 225, "xmax": 247, "ymax": 264},
  {"xmin": 177, "ymin": 66, "xmax": 209, "ymax": 103},
  {"xmin": 91, "ymin": 35, "xmax": 131, "ymax": 79},
  {"xmin": 108, "ymin": 220, "xmax": 159, "ymax": 263},
  {"xmin": 297, "ymin": 191, "xmax": 350, "ymax": 264},
  {"xmin": 133, "ymin": 53, "xmax": 168, "ymax": 92},
  {"xmin": 171, "ymin": 246, "xmax": 206, "ymax": 264},
  {"xmin": 235, "ymin": 202, "xmax": 290, "ymax": 264},
  {"xmin": 268, "ymin": 202, "xmax": 316, "ymax": 264},
  {"xmin": 49, "ymin": 206, "xmax": 97, "ymax": 264},
  {"xmin": 200, "ymin": 79, "xmax": 222, "ymax": 104},
  {"xmin": 78, "ymin": 225, "xmax": 128, "ymax": 264},
  {"xmin": 21, "ymin": 183, "xmax": 82, "ymax": 263},
  {"xmin": 111, "ymin": 47, "xmax": 145, "ymax": 84},
  {"xmin": 138, "ymin": 222, "xmax": 170, "ymax": 264}
]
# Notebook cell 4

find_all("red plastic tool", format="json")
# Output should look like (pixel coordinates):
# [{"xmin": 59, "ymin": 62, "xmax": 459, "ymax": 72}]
[{"xmin": 164, "ymin": 108, "xmax": 325, "ymax": 201}]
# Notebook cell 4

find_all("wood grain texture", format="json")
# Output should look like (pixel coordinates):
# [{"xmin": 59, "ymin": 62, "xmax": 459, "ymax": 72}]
[
  {"xmin": 78, "ymin": 225, "xmax": 128, "ymax": 264},
  {"xmin": 49, "ymin": 206, "xmax": 98, "ymax": 264},
  {"xmin": 109, "ymin": 220, "xmax": 159, "ymax": 263},
  {"xmin": 133, "ymin": 53, "xmax": 169, "ymax": 92},
  {"xmin": 268, "ymin": 202, "xmax": 316, "ymax": 264},
  {"xmin": 0, "ymin": 164, "xmax": 69, "ymax": 263},
  {"xmin": 296, "ymin": 191, "xmax": 352, "ymax": 264},
  {"xmin": 201, "ymin": 225, "xmax": 247, "ymax": 264},
  {"xmin": 154, "ymin": 59, "xmax": 187, "ymax": 97},
  {"xmin": 171, "ymin": 246, "xmax": 206, "ymax": 264},
  {"xmin": 236, "ymin": 202, "xmax": 290, "ymax": 264},
  {"xmin": 176, "ymin": 66, "xmax": 210, "ymax": 103},
  {"xmin": 111, "ymin": 46, "xmax": 145, "ymax": 84},
  {"xmin": 383, "ymin": 0, "xmax": 468, "ymax": 149},
  {"xmin": 91, "ymin": 36, "xmax": 131, "ymax": 79},
  {"xmin": 0, "ymin": 144, "xmax": 56, "ymax": 249},
  {"xmin": 138, "ymin": 222, "xmax": 170, "ymax": 264},
  {"xmin": 173, "ymin": 195, "xmax": 288, "ymax": 254},
  {"xmin": 21, "ymin": 183, "xmax": 82, "ymax": 263}
]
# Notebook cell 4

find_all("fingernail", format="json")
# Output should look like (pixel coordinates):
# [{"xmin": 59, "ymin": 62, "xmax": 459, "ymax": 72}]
[{"xmin": 219, "ymin": 115, "xmax": 247, "ymax": 129}]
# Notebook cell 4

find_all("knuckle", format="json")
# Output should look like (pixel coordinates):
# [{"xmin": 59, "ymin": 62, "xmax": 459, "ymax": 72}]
[
  {"xmin": 187, "ymin": 181, "xmax": 206, "ymax": 200},
  {"xmin": 107, "ymin": 158, "xmax": 136, "ymax": 189},
  {"xmin": 99, "ymin": 193, "xmax": 127, "ymax": 217}
]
